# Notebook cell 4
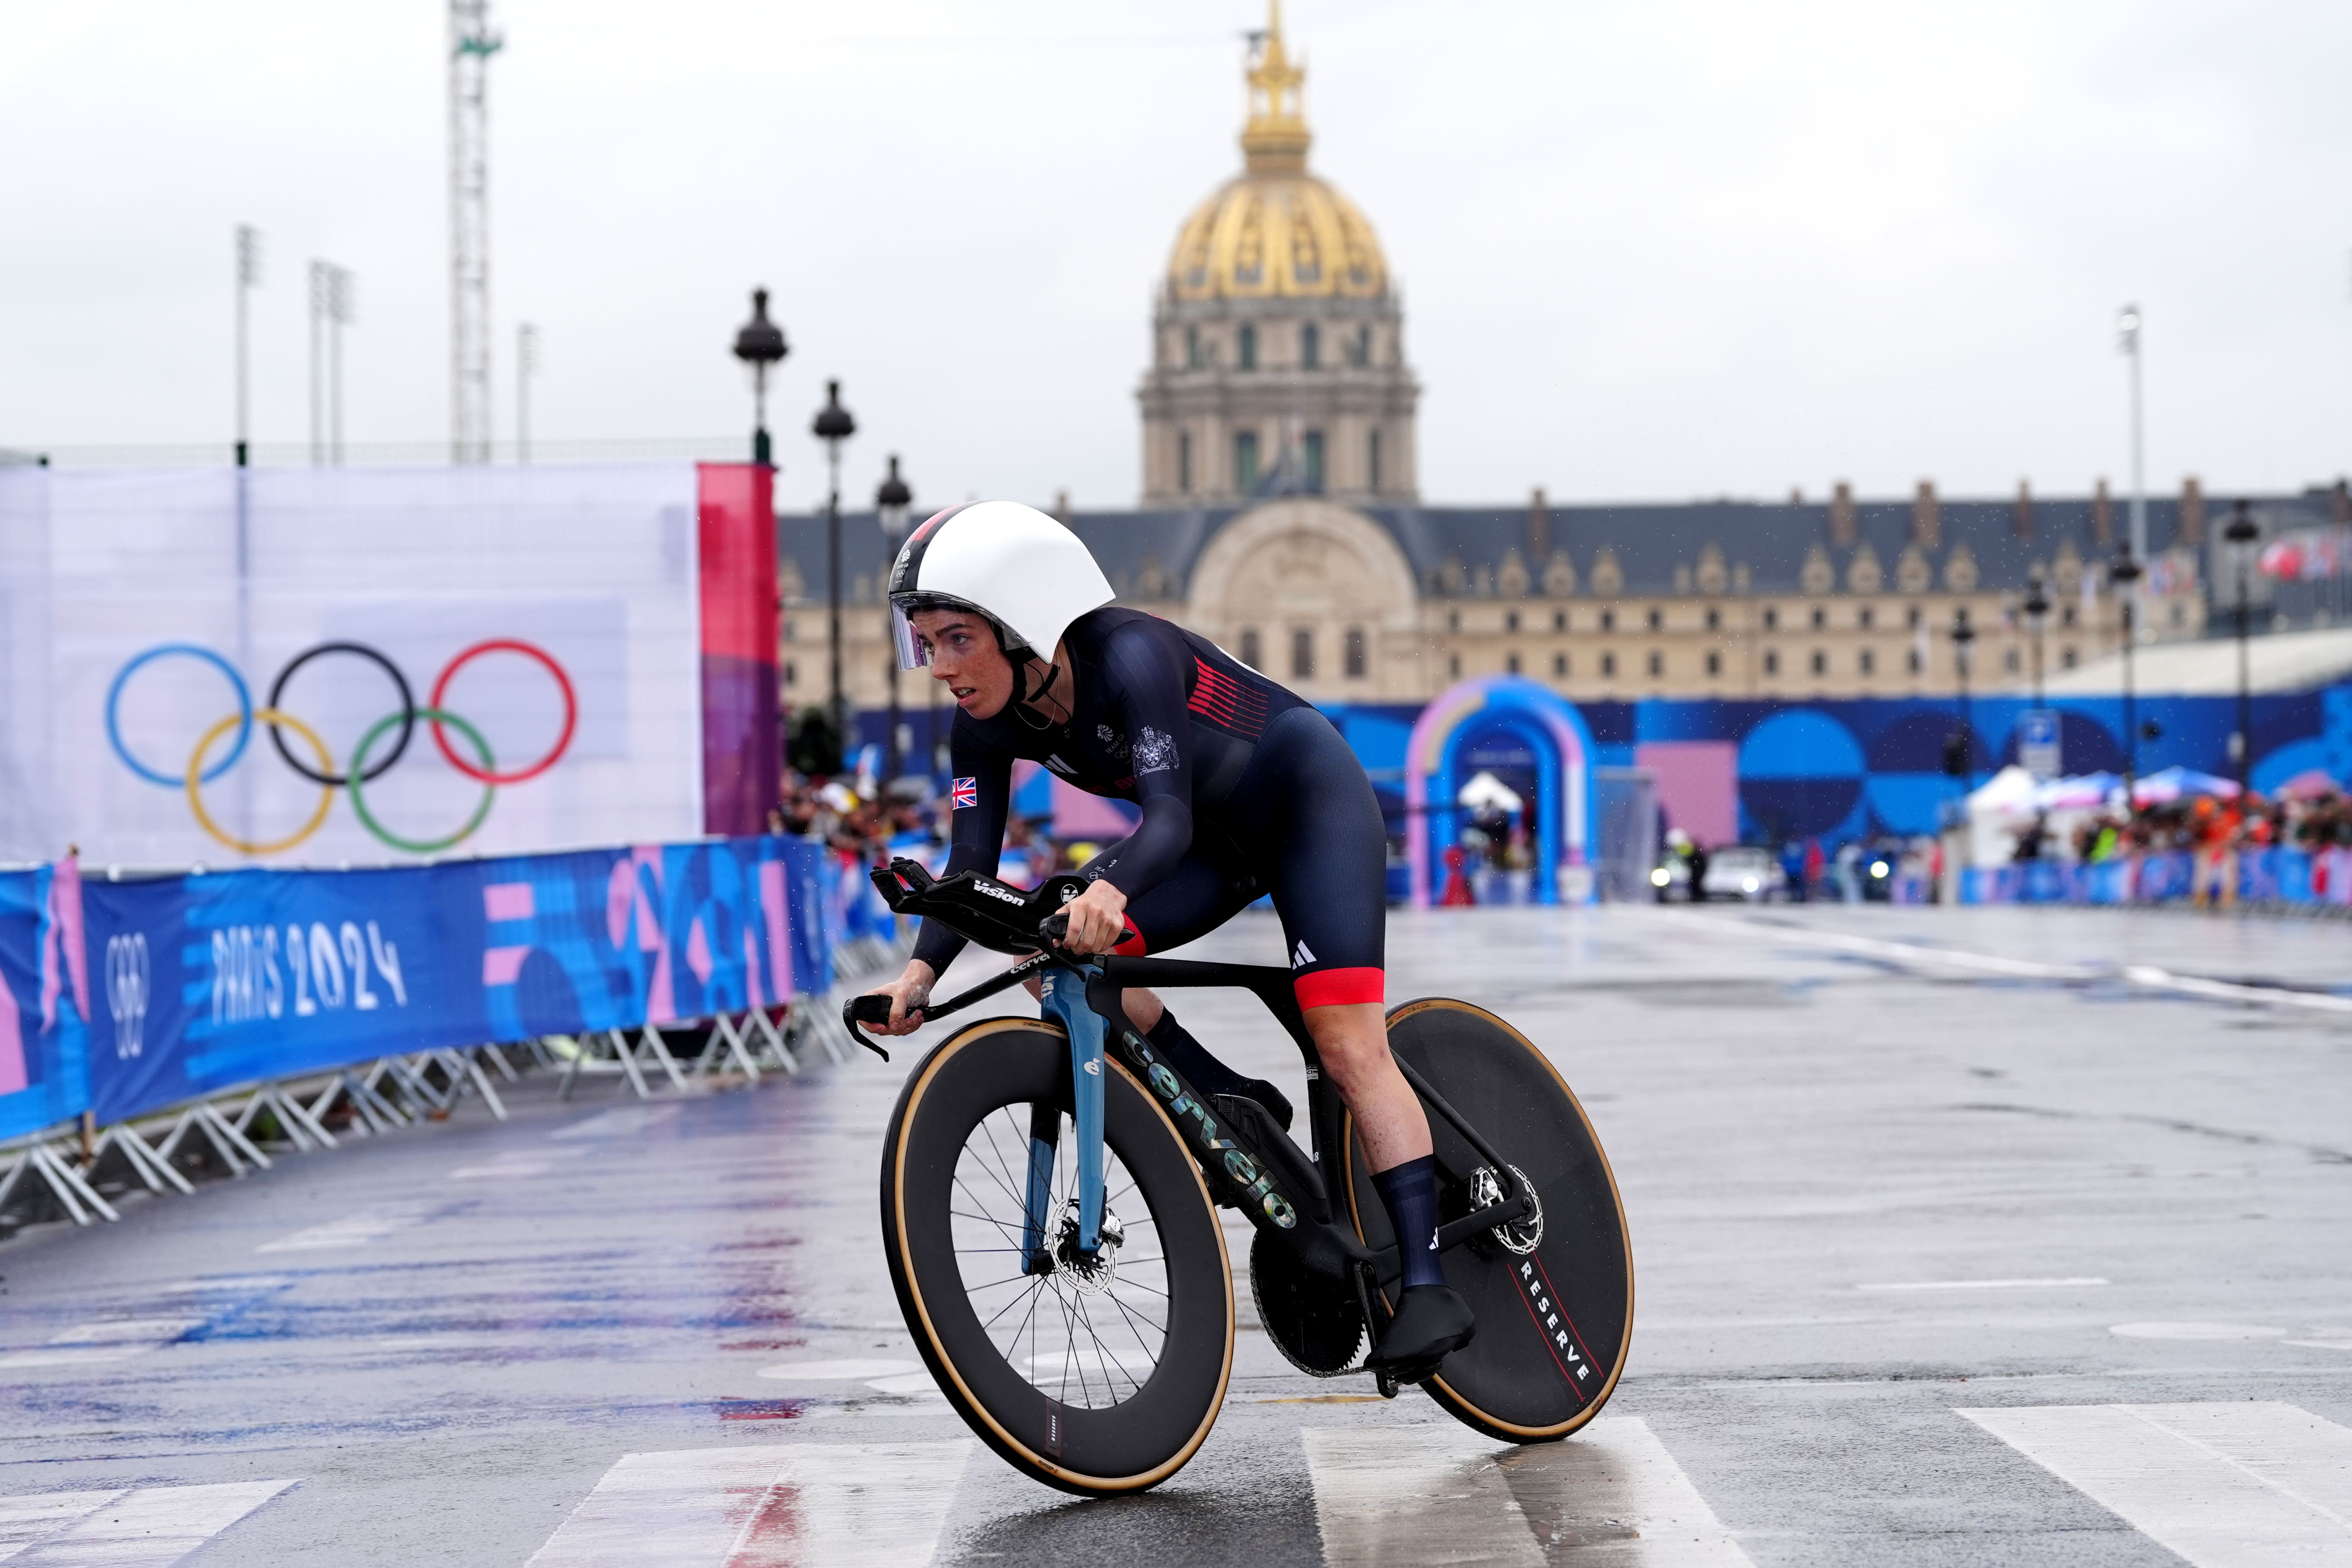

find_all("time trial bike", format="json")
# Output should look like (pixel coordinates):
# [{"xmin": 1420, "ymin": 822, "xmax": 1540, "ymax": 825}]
[{"xmin": 844, "ymin": 858, "xmax": 1632, "ymax": 1496}]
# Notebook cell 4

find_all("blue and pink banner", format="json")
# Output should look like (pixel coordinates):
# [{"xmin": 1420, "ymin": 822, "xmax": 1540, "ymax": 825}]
[{"xmin": 0, "ymin": 835, "xmax": 843, "ymax": 1137}]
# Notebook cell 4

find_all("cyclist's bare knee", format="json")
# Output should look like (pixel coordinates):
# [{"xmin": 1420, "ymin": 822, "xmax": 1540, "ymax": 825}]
[
  {"xmin": 1022, "ymin": 975, "xmax": 1043, "ymax": 1002},
  {"xmin": 1120, "ymin": 988, "xmax": 1165, "ymax": 1034}
]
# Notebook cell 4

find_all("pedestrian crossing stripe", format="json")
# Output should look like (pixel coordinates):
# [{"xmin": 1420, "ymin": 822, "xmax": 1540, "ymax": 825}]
[
  {"xmin": 0, "ymin": 1479, "xmax": 295, "ymax": 1566},
  {"xmin": 1960, "ymin": 1402, "xmax": 2352, "ymax": 1568}
]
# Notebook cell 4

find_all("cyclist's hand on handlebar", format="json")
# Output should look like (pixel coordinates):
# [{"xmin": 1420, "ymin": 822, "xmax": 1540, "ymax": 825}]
[
  {"xmin": 864, "ymin": 960, "xmax": 937, "ymax": 1036},
  {"xmin": 1053, "ymin": 879, "xmax": 1129, "ymax": 955}
]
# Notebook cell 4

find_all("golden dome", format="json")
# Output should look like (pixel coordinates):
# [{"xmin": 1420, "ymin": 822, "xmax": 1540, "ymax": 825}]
[{"xmin": 1164, "ymin": 3, "xmax": 1388, "ymax": 303}]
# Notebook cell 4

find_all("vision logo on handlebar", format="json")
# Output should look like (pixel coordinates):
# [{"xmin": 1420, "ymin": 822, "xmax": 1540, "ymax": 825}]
[{"xmin": 974, "ymin": 880, "xmax": 1026, "ymax": 906}]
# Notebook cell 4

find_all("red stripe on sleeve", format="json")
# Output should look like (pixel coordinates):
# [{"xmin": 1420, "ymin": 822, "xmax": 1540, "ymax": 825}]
[
  {"xmin": 1112, "ymin": 915, "xmax": 1148, "ymax": 957},
  {"xmin": 1293, "ymin": 967, "xmax": 1385, "ymax": 1009}
]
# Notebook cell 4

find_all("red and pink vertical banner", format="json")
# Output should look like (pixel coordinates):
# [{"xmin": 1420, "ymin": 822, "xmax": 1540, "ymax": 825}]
[{"xmin": 696, "ymin": 464, "xmax": 780, "ymax": 837}]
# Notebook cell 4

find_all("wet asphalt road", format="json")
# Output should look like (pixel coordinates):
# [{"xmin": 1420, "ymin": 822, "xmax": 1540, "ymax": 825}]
[{"xmin": 3, "ymin": 903, "xmax": 2350, "ymax": 1565}]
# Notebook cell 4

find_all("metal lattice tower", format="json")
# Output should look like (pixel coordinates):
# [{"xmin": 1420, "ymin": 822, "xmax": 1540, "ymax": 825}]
[{"xmin": 448, "ymin": 0, "xmax": 502, "ymax": 463}]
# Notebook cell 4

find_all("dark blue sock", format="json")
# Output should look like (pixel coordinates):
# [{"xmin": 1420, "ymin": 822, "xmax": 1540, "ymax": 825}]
[
  {"xmin": 1146, "ymin": 1010, "xmax": 1244, "ymax": 1098},
  {"xmin": 1372, "ymin": 1155, "xmax": 1446, "ymax": 1290}
]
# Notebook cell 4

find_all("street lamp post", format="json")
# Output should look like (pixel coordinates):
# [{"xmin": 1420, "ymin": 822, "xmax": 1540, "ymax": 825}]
[
  {"xmin": 812, "ymin": 380, "xmax": 857, "ymax": 756},
  {"xmin": 234, "ymin": 226, "xmax": 261, "ymax": 468},
  {"xmin": 875, "ymin": 455, "xmax": 914, "ymax": 782},
  {"xmin": 2023, "ymin": 571, "xmax": 2050, "ymax": 706},
  {"xmin": 1949, "ymin": 606, "xmax": 1977, "ymax": 789},
  {"xmin": 731, "ymin": 288, "xmax": 787, "ymax": 466},
  {"xmin": 2117, "ymin": 304, "xmax": 2148, "ymax": 647},
  {"xmin": 2224, "ymin": 498, "xmax": 2261, "ymax": 794},
  {"xmin": 2111, "ymin": 546, "xmax": 2143, "ymax": 800}
]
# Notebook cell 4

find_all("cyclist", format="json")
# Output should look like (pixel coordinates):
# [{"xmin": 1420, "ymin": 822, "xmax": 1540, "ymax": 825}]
[{"xmin": 861, "ymin": 500, "xmax": 1474, "ymax": 1377}]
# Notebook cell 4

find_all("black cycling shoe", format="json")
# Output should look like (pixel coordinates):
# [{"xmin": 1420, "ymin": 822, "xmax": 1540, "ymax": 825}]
[
  {"xmin": 1367, "ymin": 1284, "xmax": 1476, "ymax": 1381},
  {"xmin": 1231, "ymin": 1077, "xmax": 1293, "ymax": 1131}
]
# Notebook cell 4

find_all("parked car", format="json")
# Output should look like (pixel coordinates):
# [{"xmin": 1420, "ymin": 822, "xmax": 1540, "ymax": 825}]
[{"xmin": 1701, "ymin": 845, "xmax": 1788, "ymax": 902}]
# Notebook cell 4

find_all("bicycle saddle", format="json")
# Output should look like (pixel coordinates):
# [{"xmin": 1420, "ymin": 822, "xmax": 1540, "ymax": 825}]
[{"xmin": 869, "ymin": 856, "xmax": 1090, "ymax": 955}]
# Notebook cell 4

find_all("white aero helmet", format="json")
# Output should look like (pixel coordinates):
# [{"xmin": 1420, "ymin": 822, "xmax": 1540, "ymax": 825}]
[{"xmin": 887, "ymin": 500, "xmax": 1115, "ymax": 670}]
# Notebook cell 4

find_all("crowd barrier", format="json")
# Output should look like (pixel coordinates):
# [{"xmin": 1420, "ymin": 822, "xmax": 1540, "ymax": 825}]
[
  {"xmin": 1960, "ymin": 846, "xmax": 2352, "ymax": 909},
  {"xmin": 0, "ymin": 834, "xmax": 909, "ymax": 1229}
]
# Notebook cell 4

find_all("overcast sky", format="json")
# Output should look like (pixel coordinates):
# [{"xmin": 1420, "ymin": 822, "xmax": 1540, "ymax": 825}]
[{"xmin": 5, "ymin": 0, "xmax": 2349, "ymax": 512}]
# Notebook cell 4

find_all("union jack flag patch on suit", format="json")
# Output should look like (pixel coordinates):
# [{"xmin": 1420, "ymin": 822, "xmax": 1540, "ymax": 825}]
[{"xmin": 951, "ymin": 777, "xmax": 978, "ymax": 809}]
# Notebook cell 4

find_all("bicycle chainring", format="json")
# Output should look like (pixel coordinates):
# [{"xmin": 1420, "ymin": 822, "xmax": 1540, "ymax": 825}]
[{"xmin": 1250, "ymin": 1227, "xmax": 1366, "ymax": 1378}]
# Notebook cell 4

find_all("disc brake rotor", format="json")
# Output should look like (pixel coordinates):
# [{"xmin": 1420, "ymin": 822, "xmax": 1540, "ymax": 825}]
[
  {"xmin": 1053, "ymin": 1199, "xmax": 1124, "ymax": 1296},
  {"xmin": 1470, "ymin": 1164, "xmax": 1545, "ymax": 1255}
]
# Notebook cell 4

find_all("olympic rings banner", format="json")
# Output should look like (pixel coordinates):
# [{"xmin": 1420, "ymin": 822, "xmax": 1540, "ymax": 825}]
[
  {"xmin": 0, "ymin": 462, "xmax": 776, "ymax": 865},
  {"xmin": 70, "ymin": 834, "xmax": 822, "ymax": 1128}
]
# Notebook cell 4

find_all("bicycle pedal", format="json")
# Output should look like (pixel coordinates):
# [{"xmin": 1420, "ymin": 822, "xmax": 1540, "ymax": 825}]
[{"xmin": 1375, "ymin": 1366, "xmax": 1400, "ymax": 1400}]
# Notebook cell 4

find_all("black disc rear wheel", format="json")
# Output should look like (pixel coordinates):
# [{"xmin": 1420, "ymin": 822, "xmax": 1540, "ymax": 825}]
[
  {"xmin": 882, "ymin": 1017, "xmax": 1233, "ymax": 1494},
  {"xmin": 1344, "ymin": 998, "xmax": 1633, "ymax": 1441}
]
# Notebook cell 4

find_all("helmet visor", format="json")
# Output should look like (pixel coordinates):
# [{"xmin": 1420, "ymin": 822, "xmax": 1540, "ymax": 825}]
[{"xmin": 891, "ymin": 603, "xmax": 932, "ymax": 670}]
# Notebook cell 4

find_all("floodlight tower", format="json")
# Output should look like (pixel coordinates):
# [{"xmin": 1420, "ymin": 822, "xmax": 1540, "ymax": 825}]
[{"xmin": 449, "ymin": 0, "xmax": 502, "ymax": 463}]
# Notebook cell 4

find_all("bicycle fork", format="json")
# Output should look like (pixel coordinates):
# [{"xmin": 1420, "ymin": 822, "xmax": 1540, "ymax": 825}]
[{"xmin": 1033, "ymin": 964, "xmax": 1106, "ymax": 1257}]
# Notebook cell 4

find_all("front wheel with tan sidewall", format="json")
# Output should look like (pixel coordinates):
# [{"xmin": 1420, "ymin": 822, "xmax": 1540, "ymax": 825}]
[
  {"xmin": 1344, "ymin": 998, "xmax": 1634, "ymax": 1442},
  {"xmin": 880, "ymin": 1016, "xmax": 1234, "ymax": 1496}
]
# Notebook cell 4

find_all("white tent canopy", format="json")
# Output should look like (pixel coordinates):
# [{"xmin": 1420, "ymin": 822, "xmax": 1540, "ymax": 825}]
[{"xmin": 1457, "ymin": 770, "xmax": 1524, "ymax": 814}]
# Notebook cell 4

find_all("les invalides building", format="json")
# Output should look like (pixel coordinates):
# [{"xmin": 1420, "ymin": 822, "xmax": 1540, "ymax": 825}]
[{"xmin": 783, "ymin": 6, "xmax": 2210, "ymax": 726}]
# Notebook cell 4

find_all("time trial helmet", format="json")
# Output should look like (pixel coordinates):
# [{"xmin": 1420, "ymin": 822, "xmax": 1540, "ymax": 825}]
[{"xmin": 887, "ymin": 500, "xmax": 1114, "ymax": 669}]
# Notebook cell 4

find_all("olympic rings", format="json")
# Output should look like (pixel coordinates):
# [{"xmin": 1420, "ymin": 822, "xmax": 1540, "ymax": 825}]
[
  {"xmin": 107, "ymin": 644, "xmax": 253, "ymax": 785},
  {"xmin": 267, "ymin": 641, "xmax": 416, "ymax": 787},
  {"xmin": 185, "ymin": 707, "xmax": 338, "ymax": 856},
  {"xmin": 345, "ymin": 707, "xmax": 497, "ymax": 855},
  {"xmin": 429, "ymin": 639, "xmax": 578, "ymax": 785},
  {"xmin": 108, "ymin": 637, "xmax": 577, "ymax": 858}
]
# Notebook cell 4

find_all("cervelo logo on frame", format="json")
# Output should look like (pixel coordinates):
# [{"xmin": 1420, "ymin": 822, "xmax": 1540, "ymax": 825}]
[{"xmin": 105, "ymin": 639, "xmax": 577, "ymax": 856}]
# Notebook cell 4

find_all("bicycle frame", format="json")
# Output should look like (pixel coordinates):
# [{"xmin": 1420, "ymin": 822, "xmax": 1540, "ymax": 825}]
[{"xmin": 844, "ymin": 860, "xmax": 1539, "ymax": 1301}]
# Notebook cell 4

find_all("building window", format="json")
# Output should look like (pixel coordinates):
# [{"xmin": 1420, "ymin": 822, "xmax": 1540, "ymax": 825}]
[
  {"xmin": 1291, "ymin": 627, "xmax": 1314, "ymax": 679},
  {"xmin": 1601, "ymin": 652, "xmax": 1617, "ymax": 677},
  {"xmin": 1353, "ymin": 325, "xmax": 1371, "ymax": 365},
  {"xmin": 1178, "ymin": 431, "xmax": 1192, "ymax": 494},
  {"xmin": 1647, "ymin": 651, "xmax": 1663, "ymax": 677},
  {"xmin": 1240, "ymin": 627, "xmax": 1262, "ymax": 668},
  {"xmin": 1506, "ymin": 652, "xmax": 1521, "ymax": 675},
  {"xmin": 1368, "ymin": 428, "xmax": 1383, "ymax": 492},
  {"xmin": 1505, "ymin": 609, "xmax": 1520, "ymax": 633},
  {"xmin": 1185, "ymin": 324, "xmax": 1201, "ymax": 368},
  {"xmin": 1907, "ymin": 604, "xmax": 1923, "ymax": 629},
  {"xmin": 1345, "ymin": 627, "xmax": 1366, "ymax": 678},
  {"xmin": 785, "ymin": 661, "xmax": 796, "ymax": 685},
  {"xmin": 2061, "ymin": 604, "xmax": 2077, "ymax": 628},
  {"xmin": 1449, "ymin": 652, "xmax": 1461, "ymax": 677},
  {"xmin": 1447, "ymin": 609, "xmax": 1461, "ymax": 632},
  {"xmin": 1553, "ymin": 652, "xmax": 1568, "ymax": 676},
  {"xmin": 1705, "ymin": 607, "xmax": 1720, "ymax": 632},
  {"xmin": 1301, "ymin": 323, "xmax": 1320, "ymax": 369},
  {"xmin": 1238, "ymin": 323, "xmax": 1257, "ymax": 371},
  {"xmin": 1764, "ymin": 649, "xmax": 1780, "ymax": 675},
  {"xmin": 1810, "ymin": 649, "xmax": 1826, "ymax": 675},
  {"xmin": 1810, "ymin": 605, "xmax": 1826, "ymax": 630},
  {"xmin": 1858, "ymin": 605, "xmax": 1873, "ymax": 629},
  {"xmin": 1646, "ymin": 607, "xmax": 1662, "ymax": 631},
  {"xmin": 1763, "ymin": 606, "xmax": 1779, "ymax": 630},
  {"xmin": 1234, "ymin": 430, "xmax": 1261, "ymax": 493},
  {"xmin": 1705, "ymin": 650, "xmax": 1721, "ymax": 676},
  {"xmin": 1303, "ymin": 429, "xmax": 1326, "ymax": 490},
  {"xmin": 1553, "ymin": 609, "xmax": 1567, "ymax": 632},
  {"xmin": 1859, "ymin": 649, "xmax": 1874, "ymax": 675},
  {"xmin": 1907, "ymin": 647, "xmax": 1923, "ymax": 673},
  {"xmin": 1600, "ymin": 608, "xmax": 1616, "ymax": 632},
  {"xmin": 2004, "ymin": 647, "xmax": 2020, "ymax": 672},
  {"xmin": 2061, "ymin": 646, "xmax": 2078, "ymax": 668}
]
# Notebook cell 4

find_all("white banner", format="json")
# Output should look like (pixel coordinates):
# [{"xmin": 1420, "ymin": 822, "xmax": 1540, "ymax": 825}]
[{"xmin": 0, "ymin": 464, "xmax": 703, "ymax": 867}]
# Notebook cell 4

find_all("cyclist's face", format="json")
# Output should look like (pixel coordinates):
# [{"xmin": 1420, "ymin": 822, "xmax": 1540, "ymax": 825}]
[{"xmin": 911, "ymin": 609, "xmax": 1015, "ymax": 719}]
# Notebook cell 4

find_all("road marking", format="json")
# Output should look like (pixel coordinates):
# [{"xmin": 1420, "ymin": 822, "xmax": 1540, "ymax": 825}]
[
  {"xmin": 1960, "ymin": 1402, "xmax": 2352, "ymax": 1566},
  {"xmin": 0, "ymin": 1479, "xmax": 295, "ymax": 1565},
  {"xmin": 1858, "ymin": 1277, "xmax": 2109, "ymax": 1292},
  {"xmin": 527, "ymin": 1442, "xmax": 973, "ymax": 1567},
  {"xmin": 550, "ymin": 1105, "xmax": 682, "ymax": 1140},
  {"xmin": 2110, "ymin": 1322, "xmax": 2287, "ymax": 1340},
  {"xmin": 1304, "ymin": 1418, "xmax": 1751, "ymax": 1567},
  {"xmin": 256, "ymin": 1201, "xmax": 439, "ymax": 1253},
  {"xmin": 753, "ymin": 1359, "xmax": 921, "ymax": 1382},
  {"xmin": 0, "ymin": 1318, "xmax": 207, "ymax": 1370}
]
